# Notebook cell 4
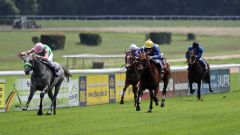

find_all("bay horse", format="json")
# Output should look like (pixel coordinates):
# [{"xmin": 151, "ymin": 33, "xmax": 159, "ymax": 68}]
[
  {"xmin": 120, "ymin": 51, "xmax": 140, "ymax": 106},
  {"xmin": 19, "ymin": 54, "xmax": 71, "ymax": 115},
  {"xmin": 186, "ymin": 50, "xmax": 213, "ymax": 100},
  {"xmin": 135, "ymin": 52, "xmax": 171, "ymax": 112}
]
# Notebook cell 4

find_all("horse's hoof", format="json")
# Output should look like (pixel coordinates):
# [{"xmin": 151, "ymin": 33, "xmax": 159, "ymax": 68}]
[
  {"xmin": 120, "ymin": 100, "xmax": 124, "ymax": 104},
  {"xmin": 46, "ymin": 112, "xmax": 52, "ymax": 115},
  {"xmin": 161, "ymin": 99, "xmax": 165, "ymax": 107},
  {"xmin": 190, "ymin": 89, "xmax": 195, "ymax": 94},
  {"xmin": 37, "ymin": 110, "xmax": 43, "ymax": 115},
  {"xmin": 136, "ymin": 106, "xmax": 140, "ymax": 111},
  {"xmin": 22, "ymin": 108, "xmax": 27, "ymax": 111},
  {"xmin": 154, "ymin": 98, "xmax": 159, "ymax": 106},
  {"xmin": 148, "ymin": 109, "xmax": 152, "ymax": 113},
  {"xmin": 210, "ymin": 90, "xmax": 213, "ymax": 93},
  {"xmin": 161, "ymin": 102, "xmax": 165, "ymax": 107}
]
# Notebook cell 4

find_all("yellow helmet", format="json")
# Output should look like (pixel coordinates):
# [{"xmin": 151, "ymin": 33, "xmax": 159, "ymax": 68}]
[{"xmin": 145, "ymin": 40, "xmax": 154, "ymax": 48}]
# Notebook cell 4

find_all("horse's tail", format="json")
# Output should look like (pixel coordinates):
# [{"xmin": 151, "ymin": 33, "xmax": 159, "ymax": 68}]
[{"xmin": 62, "ymin": 66, "xmax": 72, "ymax": 81}]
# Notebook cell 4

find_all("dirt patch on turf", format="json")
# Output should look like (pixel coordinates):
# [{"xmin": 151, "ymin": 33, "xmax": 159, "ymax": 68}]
[{"xmin": 38, "ymin": 26, "xmax": 240, "ymax": 36}]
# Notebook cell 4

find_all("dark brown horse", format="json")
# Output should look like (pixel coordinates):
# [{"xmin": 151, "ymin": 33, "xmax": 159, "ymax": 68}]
[
  {"xmin": 135, "ymin": 52, "xmax": 171, "ymax": 112},
  {"xmin": 186, "ymin": 50, "xmax": 213, "ymax": 100},
  {"xmin": 120, "ymin": 51, "xmax": 140, "ymax": 106}
]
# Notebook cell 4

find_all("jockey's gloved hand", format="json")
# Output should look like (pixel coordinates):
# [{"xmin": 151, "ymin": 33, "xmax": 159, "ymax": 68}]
[
  {"xmin": 19, "ymin": 52, "xmax": 27, "ymax": 56},
  {"xmin": 148, "ymin": 56, "xmax": 153, "ymax": 59}
]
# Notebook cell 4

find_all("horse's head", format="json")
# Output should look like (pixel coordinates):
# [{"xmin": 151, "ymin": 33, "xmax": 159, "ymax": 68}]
[
  {"xmin": 20, "ymin": 53, "xmax": 42, "ymax": 75},
  {"xmin": 186, "ymin": 50, "xmax": 197, "ymax": 65},
  {"xmin": 186, "ymin": 50, "xmax": 203, "ymax": 73},
  {"xmin": 135, "ymin": 52, "xmax": 149, "ymax": 72},
  {"xmin": 20, "ymin": 54, "xmax": 34, "ymax": 75}
]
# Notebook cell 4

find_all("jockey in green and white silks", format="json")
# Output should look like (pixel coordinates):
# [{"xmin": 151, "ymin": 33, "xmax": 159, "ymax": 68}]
[{"xmin": 18, "ymin": 42, "xmax": 59, "ymax": 76}]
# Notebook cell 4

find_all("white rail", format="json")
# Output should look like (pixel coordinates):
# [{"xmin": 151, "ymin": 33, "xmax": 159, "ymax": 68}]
[{"xmin": 0, "ymin": 64, "xmax": 239, "ymax": 76}]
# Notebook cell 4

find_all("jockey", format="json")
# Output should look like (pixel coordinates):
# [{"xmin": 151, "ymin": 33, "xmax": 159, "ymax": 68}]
[
  {"xmin": 186, "ymin": 42, "xmax": 208, "ymax": 71},
  {"xmin": 139, "ymin": 39, "xmax": 164, "ymax": 73},
  {"xmin": 18, "ymin": 42, "xmax": 59, "ymax": 76},
  {"xmin": 129, "ymin": 44, "xmax": 139, "ymax": 57}
]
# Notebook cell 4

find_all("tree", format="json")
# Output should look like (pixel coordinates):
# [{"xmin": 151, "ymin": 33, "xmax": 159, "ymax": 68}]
[
  {"xmin": 15, "ymin": 0, "xmax": 38, "ymax": 15},
  {"xmin": 0, "ymin": 0, "xmax": 20, "ymax": 15}
]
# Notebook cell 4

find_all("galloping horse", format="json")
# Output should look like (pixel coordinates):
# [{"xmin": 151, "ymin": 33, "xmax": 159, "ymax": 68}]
[
  {"xmin": 186, "ymin": 50, "xmax": 213, "ymax": 100},
  {"xmin": 120, "ymin": 51, "xmax": 140, "ymax": 106},
  {"xmin": 20, "ymin": 54, "xmax": 71, "ymax": 115},
  {"xmin": 135, "ymin": 52, "xmax": 171, "ymax": 112}
]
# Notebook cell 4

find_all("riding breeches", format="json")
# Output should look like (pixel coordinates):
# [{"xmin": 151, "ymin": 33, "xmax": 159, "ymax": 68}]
[{"xmin": 152, "ymin": 59, "xmax": 164, "ymax": 70}]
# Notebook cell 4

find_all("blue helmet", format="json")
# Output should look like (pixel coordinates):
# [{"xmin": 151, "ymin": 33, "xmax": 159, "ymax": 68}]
[{"xmin": 192, "ymin": 42, "xmax": 199, "ymax": 48}]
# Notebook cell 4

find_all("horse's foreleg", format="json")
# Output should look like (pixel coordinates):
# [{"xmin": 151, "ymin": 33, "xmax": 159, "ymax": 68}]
[
  {"xmin": 22, "ymin": 86, "xmax": 35, "ymax": 111},
  {"xmin": 120, "ymin": 83, "xmax": 129, "ymax": 104},
  {"xmin": 132, "ymin": 85, "xmax": 138, "ymax": 107},
  {"xmin": 136, "ymin": 88, "xmax": 143, "ymax": 111},
  {"xmin": 189, "ymin": 81, "xmax": 195, "ymax": 94},
  {"xmin": 153, "ymin": 86, "xmax": 159, "ymax": 106},
  {"xmin": 38, "ymin": 86, "xmax": 48, "ymax": 115},
  {"xmin": 197, "ymin": 82, "xmax": 202, "ymax": 101},
  {"xmin": 148, "ymin": 90, "xmax": 154, "ymax": 112}
]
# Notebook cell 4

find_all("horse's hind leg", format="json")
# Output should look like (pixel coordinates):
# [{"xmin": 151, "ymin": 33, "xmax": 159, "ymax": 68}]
[
  {"xmin": 47, "ymin": 89, "xmax": 54, "ymax": 115},
  {"xmin": 53, "ymin": 79, "xmax": 63, "ymax": 115},
  {"xmin": 120, "ymin": 83, "xmax": 129, "ymax": 104},
  {"xmin": 205, "ymin": 73, "xmax": 213, "ymax": 93}
]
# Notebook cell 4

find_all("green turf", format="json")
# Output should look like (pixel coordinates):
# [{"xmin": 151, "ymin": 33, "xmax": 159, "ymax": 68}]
[
  {"xmin": 0, "ymin": 89, "xmax": 239, "ymax": 135},
  {"xmin": 38, "ymin": 20, "xmax": 240, "ymax": 28}
]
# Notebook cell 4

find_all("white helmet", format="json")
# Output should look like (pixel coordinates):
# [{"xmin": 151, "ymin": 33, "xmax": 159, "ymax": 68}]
[{"xmin": 129, "ymin": 44, "xmax": 139, "ymax": 51}]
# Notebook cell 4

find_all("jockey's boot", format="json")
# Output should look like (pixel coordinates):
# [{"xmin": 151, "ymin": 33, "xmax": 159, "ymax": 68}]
[
  {"xmin": 159, "ymin": 62, "xmax": 164, "ymax": 74},
  {"xmin": 47, "ymin": 61, "xmax": 59, "ymax": 77}
]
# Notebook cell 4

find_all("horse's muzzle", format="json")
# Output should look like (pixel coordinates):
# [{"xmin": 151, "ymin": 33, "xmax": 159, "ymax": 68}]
[{"xmin": 24, "ymin": 70, "xmax": 30, "ymax": 75}]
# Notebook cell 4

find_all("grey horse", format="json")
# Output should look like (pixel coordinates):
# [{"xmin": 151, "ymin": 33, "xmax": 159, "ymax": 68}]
[{"xmin": 20, "ymin": 54, "xmax": 71, "ymax": 115}]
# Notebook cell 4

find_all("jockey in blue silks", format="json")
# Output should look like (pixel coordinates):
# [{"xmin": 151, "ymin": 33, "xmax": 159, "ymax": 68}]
[
  {"xmin": 139, "ymin": 39, "xmax": 164, "ymax": 73},
  {"xmin": 186, "ymin": 42, "xmax": 208, "ymax": 71}
]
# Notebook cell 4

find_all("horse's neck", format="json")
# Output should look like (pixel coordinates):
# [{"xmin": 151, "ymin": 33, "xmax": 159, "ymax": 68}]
[
  {"xmin": 32, "ymin": 59, "xmax": 47, "ymax": 75},
  {"xmin": 190, "ymin": 62, "xmax": 202, "ymax": 74}
]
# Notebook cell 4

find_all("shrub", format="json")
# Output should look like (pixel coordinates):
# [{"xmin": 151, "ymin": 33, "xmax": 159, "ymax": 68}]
[
  {"xmin": 32, "ymin": 36, "xmax": 39, "ymax": 44},
  {"xmin": 146, "ymin": 32, "xmax": 171, "ymax": 45},
  {"xmin": 187, "ymin": 33, "xmax": 196, "ymax": 40},
  {"xmin": 40, "ymin": 34, "xmax": 65, "ymax": 50},
  {"xmin": 79, "ymin": 33, "xmax": 102, "ymax": 46}
]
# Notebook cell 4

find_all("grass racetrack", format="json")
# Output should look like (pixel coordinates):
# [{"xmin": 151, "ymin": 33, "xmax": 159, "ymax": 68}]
[
  {"xmin": 0, "ymin": 90, "xmax": 240, "ymax": 135},
  {"xmin": 0, "ymin": 20, "xmax": 240, "ymax": 135}
]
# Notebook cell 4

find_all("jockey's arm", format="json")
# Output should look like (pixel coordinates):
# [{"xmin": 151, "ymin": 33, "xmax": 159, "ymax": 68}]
[
  {"xmin": 41, "ymin": 49, "xmax": 49, "ymax": 60},
  {"xmin": 152, "ymin": 47, "xmax": 161, "ymax": 59},
  {"xmin": 26, "ymin": 48, "xmax": 35, "ymax": 55},
  {"xmin": 18, "ymin": 48, "xmax": 34, "ymax": 57}
]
